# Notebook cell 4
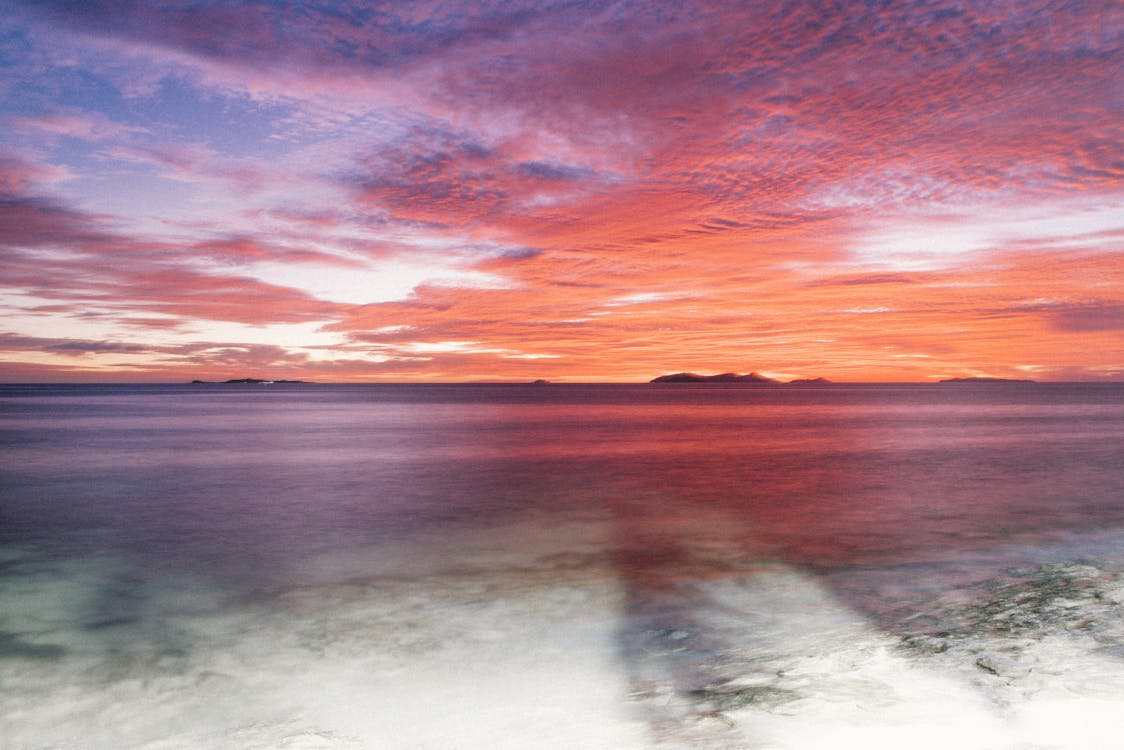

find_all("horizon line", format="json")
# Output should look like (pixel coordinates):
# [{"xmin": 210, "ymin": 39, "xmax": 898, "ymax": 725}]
[{"xmin": 3, "ymin": 379, "xmax": 1122, "ymax": 386}]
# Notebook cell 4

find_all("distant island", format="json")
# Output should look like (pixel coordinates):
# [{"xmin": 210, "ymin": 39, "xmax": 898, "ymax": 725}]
[
  {"xmin": 651, "ymin": 372, "xmax": 777, "ymax": 383},
  {"xmin": 649, "ymin": 372, "xmax": 832, "ymax": 384},
  {"xmin": 939, "ymin": 377, "xmax": 1037, "ymax": 384},
  {"xmin": 190, "ymin": 378, "xmax": 311, "ymax": 384}
]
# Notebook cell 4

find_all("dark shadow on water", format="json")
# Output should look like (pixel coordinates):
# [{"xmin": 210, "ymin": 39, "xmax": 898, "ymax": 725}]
[
  {"xmin": 611, "ymin": 531, "xmax": 802, "ymax": 737},
  {"xmin": 602, "ymin": 427, "xmax": 1124, "ymax": 742}
]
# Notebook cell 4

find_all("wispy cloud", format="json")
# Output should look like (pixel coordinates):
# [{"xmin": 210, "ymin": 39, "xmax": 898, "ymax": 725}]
[{"xmin": 0, "ymin": 0, "xmax": 1120, "ymax": 381}]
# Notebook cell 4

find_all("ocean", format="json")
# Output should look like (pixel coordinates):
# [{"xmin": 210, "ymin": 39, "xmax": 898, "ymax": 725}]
[{"xmin": 2, "ymin": 382, "xmax": 1123, "ymax": 749}]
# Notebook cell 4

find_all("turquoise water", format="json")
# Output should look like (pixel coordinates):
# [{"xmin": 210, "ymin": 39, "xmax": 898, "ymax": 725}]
[{"xmin": 3, "ymin": 383, "xmax": 1124, "ymax": 748}]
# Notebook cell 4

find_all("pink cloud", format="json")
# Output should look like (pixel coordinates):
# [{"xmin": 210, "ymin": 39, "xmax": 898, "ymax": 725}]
[
  {"xmin": 1, "ymin": 1, "xmax": 1120, "ymax": 381},
  {"xmin": 101, "ymin": 143, "xmax": 274, "ymax": 192},
  {"xmin": 0, "ymin": 153, "xmax": 72, "ymax": 194},
  {"xmin": 13, "ymin": 111, "xmax": 145, "ymax": 142}
]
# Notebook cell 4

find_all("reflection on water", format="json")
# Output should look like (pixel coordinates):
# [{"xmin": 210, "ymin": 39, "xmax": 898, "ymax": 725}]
[{"xmin": 2, "ymin": 383, "xmax": 1124, "ymax": 748}]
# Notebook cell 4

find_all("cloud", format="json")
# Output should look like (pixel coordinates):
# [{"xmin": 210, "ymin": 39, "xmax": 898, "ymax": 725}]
[
  {"xmin": 192, "ymin": 236, "xmax": 365, "ymax": 268},
  {"xmin": 345, "ymin": 120, "xmax": 620, "ymax": 227},
  {"xmin": 809, "ymin": 273, "xmax": 921, "ymax": 287},
  {"xmin": 0, "ymin": 1, "xmax": 1120, "ymax": 382},
  {"xmin": 1009, "ymin": 300, "xmax": 1124, "ymax": 332},
  {"xmin": 101, "ymin": 143, "xmax": 274, "ymax": 192},
  {"xmin": 0, "ymin": 153, "xmax": 72, "ymax": 195},
  {"xmin": 0, "ymin": 193, "xmax": 112, "ymax": 250},
  {"xmin": 0, "ymin": 332, "xmax": 151, "ymax": 356},
  {"xmin": 512, "ymin": 160, "xmax": 597, "ymax": 183},
  {"xmin": 0, "ymin": 179, "xmax": 350, "ymax": 326},
  {"xmin": 12, "ymin": 111, "xmax": 145, "ymax": 142}
]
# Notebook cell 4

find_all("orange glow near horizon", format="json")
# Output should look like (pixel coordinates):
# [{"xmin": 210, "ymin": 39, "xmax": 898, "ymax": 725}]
[{"xmin": 0, "ymin": 1, "xmax": 1120, "ymax": 383}]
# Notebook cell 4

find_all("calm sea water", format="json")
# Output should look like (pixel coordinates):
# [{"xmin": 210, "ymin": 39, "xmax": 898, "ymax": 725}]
[{"xmin": 2, "ymin": 383, "xmax": 1124, "ymax": 749}]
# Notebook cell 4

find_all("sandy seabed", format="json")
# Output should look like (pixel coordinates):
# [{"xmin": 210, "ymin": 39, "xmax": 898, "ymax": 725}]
[{"xmin": 5, "ymin": 519, "xmax": 1124, "ymax": 750}]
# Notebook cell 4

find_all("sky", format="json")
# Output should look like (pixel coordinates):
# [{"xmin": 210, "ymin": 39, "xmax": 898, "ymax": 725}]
[{"xmin": 0, "ymin": 0, "xmax": 1120, "ymax": 383}]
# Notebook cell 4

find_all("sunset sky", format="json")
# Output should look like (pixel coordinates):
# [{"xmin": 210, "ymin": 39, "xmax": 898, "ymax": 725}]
[{"xmin": 0, "ymin": 0, "xmax": 1120, "ymax": 382}]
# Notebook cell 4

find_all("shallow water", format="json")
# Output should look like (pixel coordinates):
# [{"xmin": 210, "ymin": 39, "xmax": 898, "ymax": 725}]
[{"xmin": 2, "ymin": 382, "xmax": 1123, "ymax": 748}]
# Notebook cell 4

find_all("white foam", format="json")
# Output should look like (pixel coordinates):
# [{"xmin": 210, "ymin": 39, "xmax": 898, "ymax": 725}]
[
  {"xmin": 0, "ymin": 522, "xmax": 650, "ymax": 749},
  {"xmin": 7, "ymin": 527, "xmax": 1124, "ymax": 749},
  {"xmin": 651, "ymin": 556, "xmax": 1124, "ymax": 749}
]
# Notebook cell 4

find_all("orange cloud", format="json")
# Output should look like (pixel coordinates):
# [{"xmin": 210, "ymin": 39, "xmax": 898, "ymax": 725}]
[{"xmin": 0, "ymin": 1, "xmax": 1120, "ymax": 382}]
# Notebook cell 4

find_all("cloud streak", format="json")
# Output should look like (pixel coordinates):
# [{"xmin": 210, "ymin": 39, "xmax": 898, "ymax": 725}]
[{"xmin": 0, "ymin": 0, "xmax": 1120, "ymax": 381}]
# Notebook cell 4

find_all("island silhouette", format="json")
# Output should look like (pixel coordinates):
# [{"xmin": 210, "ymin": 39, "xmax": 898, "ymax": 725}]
[
  {"xmin": 939, "ymin": 377, "xmax": 1037, "ymax": 383},
  {"xmin": 650, "ymin": 372, "xmax": 831, "ymax": 384},
  {"xmin": 190, "ymin": 378, "xmax": 311, "ymax": 384}
]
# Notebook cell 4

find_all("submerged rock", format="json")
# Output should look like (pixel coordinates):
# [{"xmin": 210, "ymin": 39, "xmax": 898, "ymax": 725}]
[
  {"xmin": 893, "ymin": 562, "xmax": 1119, "ymax": 645},
  {"xmin": 892, "ymin": 561, "xmax": 1124, "ymax": 695},
  {"xmin": 686, "ymin": 682, "xmax": 798, "ymax": 713}
]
